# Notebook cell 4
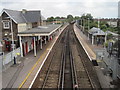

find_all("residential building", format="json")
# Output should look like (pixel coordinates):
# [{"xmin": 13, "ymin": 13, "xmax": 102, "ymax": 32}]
[{"xmin": 94, "ymin": 18, "xmax": 118, "ymax": 27}]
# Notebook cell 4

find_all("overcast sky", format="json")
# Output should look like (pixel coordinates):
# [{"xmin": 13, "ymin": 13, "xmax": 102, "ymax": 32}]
[{"xmin": 0, "ymin": 0, "xmax": 119, "ymax": 18}]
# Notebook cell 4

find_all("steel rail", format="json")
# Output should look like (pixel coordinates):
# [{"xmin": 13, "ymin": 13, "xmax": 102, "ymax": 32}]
[
  {"xmin": 58, "ymin": 29, "xmax": 68, "ymax": 90},
  {"xmin": 41, "ymin": 50, "xmax": 56, "ymax": 89},
  {"xmin": 58, "ymin": 26, "xmax": 78, "ymax": 89}
]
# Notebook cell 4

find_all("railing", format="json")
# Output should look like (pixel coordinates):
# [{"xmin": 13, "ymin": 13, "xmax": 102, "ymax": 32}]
[{"xmin": 3, "ymin": 47, "xmax": 21, "ymax": 65}]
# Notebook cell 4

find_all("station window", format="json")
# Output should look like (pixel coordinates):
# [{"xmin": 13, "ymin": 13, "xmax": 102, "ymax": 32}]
[{"xmin": 3, "ymin": 22, "xmax": 10, "ymax": 29}]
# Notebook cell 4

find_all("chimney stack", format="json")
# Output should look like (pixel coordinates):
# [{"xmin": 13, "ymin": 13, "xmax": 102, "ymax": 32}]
[{"xmin": 22, "ymin": 9, "xmax": 27, "ymax": 14}]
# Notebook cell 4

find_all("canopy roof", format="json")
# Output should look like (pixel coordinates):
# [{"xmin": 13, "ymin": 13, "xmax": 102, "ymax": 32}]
[
  {"xmin": 89, "ymin": 27, "xmax": 105, "ymax": 36},
  {"xmin": 18, "ymin": 24, "xmax": 61, "ymax": 36}
]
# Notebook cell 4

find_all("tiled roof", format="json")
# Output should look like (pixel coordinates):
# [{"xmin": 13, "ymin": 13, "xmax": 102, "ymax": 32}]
[{"xmin": 2, "ymin": 9, "xmax": 41, "ymax": 23}]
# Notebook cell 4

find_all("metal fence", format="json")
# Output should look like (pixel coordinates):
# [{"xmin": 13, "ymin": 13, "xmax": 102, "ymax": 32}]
[{"xmin": 3, "ymin": 47, "xmax": 21, "ymax": 65}]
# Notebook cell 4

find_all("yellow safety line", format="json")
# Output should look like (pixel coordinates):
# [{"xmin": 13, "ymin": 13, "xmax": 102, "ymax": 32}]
[
  {"xmin": 18, "ymin": 49, "xmax": 48, "ymax": 89},
  {"xmin": 97, "ymin": 60, "xmax": 102, "ymax": 62}
]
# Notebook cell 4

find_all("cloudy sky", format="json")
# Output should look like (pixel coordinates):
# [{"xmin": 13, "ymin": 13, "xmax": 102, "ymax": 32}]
[{"xmin": 0, "ymin": 0, "xmax": 119, "ymax": 18}]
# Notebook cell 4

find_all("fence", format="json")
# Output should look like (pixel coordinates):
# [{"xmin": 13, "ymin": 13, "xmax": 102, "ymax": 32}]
[{"xmin": 3, "ymin": 47, "xmax": 21, "ymax": 65}]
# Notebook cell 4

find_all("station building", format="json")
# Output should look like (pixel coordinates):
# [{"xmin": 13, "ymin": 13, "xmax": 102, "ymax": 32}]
[
  {"xmin": 1, "ymin": 9, "xmax": 44, "ymax": 52},
  {"xmin": 0, "ymin": 8, "xmax": 62, "ymax": 66}
]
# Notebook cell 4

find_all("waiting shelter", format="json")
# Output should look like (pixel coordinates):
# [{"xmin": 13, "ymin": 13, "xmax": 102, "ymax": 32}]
[{"xmin": 88, "ymin": 27, "xmax": 106, "ymax": 45}]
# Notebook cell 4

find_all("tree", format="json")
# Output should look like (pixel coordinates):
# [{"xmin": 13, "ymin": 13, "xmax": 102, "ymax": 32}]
[
  {"xmin": 55, "ymin": 16, "xmax": 61, "ymax": 20},
  {"xmin": 47, "ymin": 16, "xmax": 55, "ymax": 22},
  {"xmin": 86, "ymin": 14, "xmax": 93, "ymax": 20},
  {"xmin": 101, "ymin": 24, "xmax": 107, "ymax": 30},
  {"xmin": 67, "ymin": 14, "xmax": 74, "ymax": 23},
  {"xmin": 74, "ymin": 16, "xmax": 80, "ymax": 20}
]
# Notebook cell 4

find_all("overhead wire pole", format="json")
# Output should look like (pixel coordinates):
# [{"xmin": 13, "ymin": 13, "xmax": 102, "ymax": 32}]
[
  {"xmin": 81, "ymin": 18, "xmax": 82, "ymax": 26},
  {"xmin": 83, "ymin": 19, "xmax": 85, "ymax": 33},
  {"xmin": 88, "ymin": 18, "xmax": 90, "ymax": 30},
  {"xmin": 88, "ymin": 18, "xmax": 90, "ymax": 40},
  {"xmin": 98, "ymin": 18, "xmax": 100, "ymax": 28}
]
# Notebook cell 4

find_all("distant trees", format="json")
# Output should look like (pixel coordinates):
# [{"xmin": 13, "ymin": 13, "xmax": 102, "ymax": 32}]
[
  {"xmin": 81, "ymin": 13, "xmax": 93, "ymax": 20},
  {"xmin": 74, "ymin": 16, "xmax": 80, "ymax": 20},
  {"xmin": 67, "ymin": 14, "xmax": 74, "ymax": 23},
  {"xmin": 47, "ymin": 16, "xmax": 55, "ymax": 22},
  {"xmin": 46, "ymin": 15, "xmax": 79, "ymax": 24},
  {"xmin": 79, "ymin": 13, "xmax": 118, "ymax": 33},
  {"xmin": 46, "ymin": 14, "xmax": 117, "ymax": 33}
]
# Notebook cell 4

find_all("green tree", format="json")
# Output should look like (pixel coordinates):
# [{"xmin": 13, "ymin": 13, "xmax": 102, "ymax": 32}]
[
  {"xmin": 67, "ymin": 14, "xmax": 74, "ymax": 23},
  {"xmin": 47, "ymin": 16, "xmax": 55, "ymax": 22},
  {"xmin": 55, "ymin": 16, "xmax": 61, "ymax": 20},
  {"xmin": 74, "ymin": 16, "xmax": 80, "ymax": 20},
  {"xmin": 86, "ymin": 14, "xmax": 93, "ymax": 20}
]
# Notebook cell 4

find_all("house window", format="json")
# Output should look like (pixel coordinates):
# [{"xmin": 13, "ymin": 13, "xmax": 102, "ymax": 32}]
[{"xmin": 3, "ymin": 22, "xmax": 10, "ymax": 29}]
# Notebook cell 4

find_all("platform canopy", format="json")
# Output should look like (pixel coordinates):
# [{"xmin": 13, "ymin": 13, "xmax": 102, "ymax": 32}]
[
  {"xmin": 88, "ymin": 27, "xmax": 105, "ymax": 36},
  {"xmin": 105, "ymin": 31, "xmax": 118, "ymax": 36},
  {"xmin": 18, "ymin": 24, "xmax": 62, "ymax": 36}
]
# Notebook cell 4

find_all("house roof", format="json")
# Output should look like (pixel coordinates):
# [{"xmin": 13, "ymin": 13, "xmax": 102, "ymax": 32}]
[
  {"xmin": 22, "ymin": 10, "xmax": 41, "ymax": 22},
  {"xmin": 18, "ymin": 24, "xmax": 61, "ymax": 36},
  {"xmin": 1, "ymin": 9, "xmax": 41, "ymax": 24}
]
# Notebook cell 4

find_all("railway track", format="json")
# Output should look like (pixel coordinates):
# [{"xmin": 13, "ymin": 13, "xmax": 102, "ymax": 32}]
[
  {"xmin": 58, "ymin": 26, "xmax": 78, "ymax": 89},
  {"xmin": 31, "ymin": 24, "xmax": 101, "ymax": 89}
]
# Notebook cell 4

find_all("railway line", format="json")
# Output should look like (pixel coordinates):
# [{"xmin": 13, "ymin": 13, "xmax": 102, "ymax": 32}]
[{"xmin": 31, "ymin": 24, "xmax": 101, "ymax": 89}]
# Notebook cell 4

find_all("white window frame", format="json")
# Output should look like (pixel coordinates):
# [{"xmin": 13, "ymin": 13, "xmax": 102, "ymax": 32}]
[{"xmin": 3, "ymin": 21, "xmax": 10, "ymax": 29}]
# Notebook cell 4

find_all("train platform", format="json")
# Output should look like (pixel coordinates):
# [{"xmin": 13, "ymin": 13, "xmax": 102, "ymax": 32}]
[
  {"xmin": 74, "ymin": 24, "xmax": 114, "ymax": 88},
  {"xmin": 2, "ymin": 24, "xmax": 68, "ymax": 89}
]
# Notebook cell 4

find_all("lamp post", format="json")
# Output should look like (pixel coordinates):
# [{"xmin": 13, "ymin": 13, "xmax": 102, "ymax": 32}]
[
  {"xmin": 81, "ymin": 19, "xmax": 82, "ymax": 26},
  {"xmin": 98, "ymin": 18, "xmax": 100, "ymax": 28},
  {"xmin": 88, "ymin": 18, "xmax": 90, "ymax": 30},
  {"xmin": 83, "ymin": 19, "xmax": 85, "ymax": 33}
]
